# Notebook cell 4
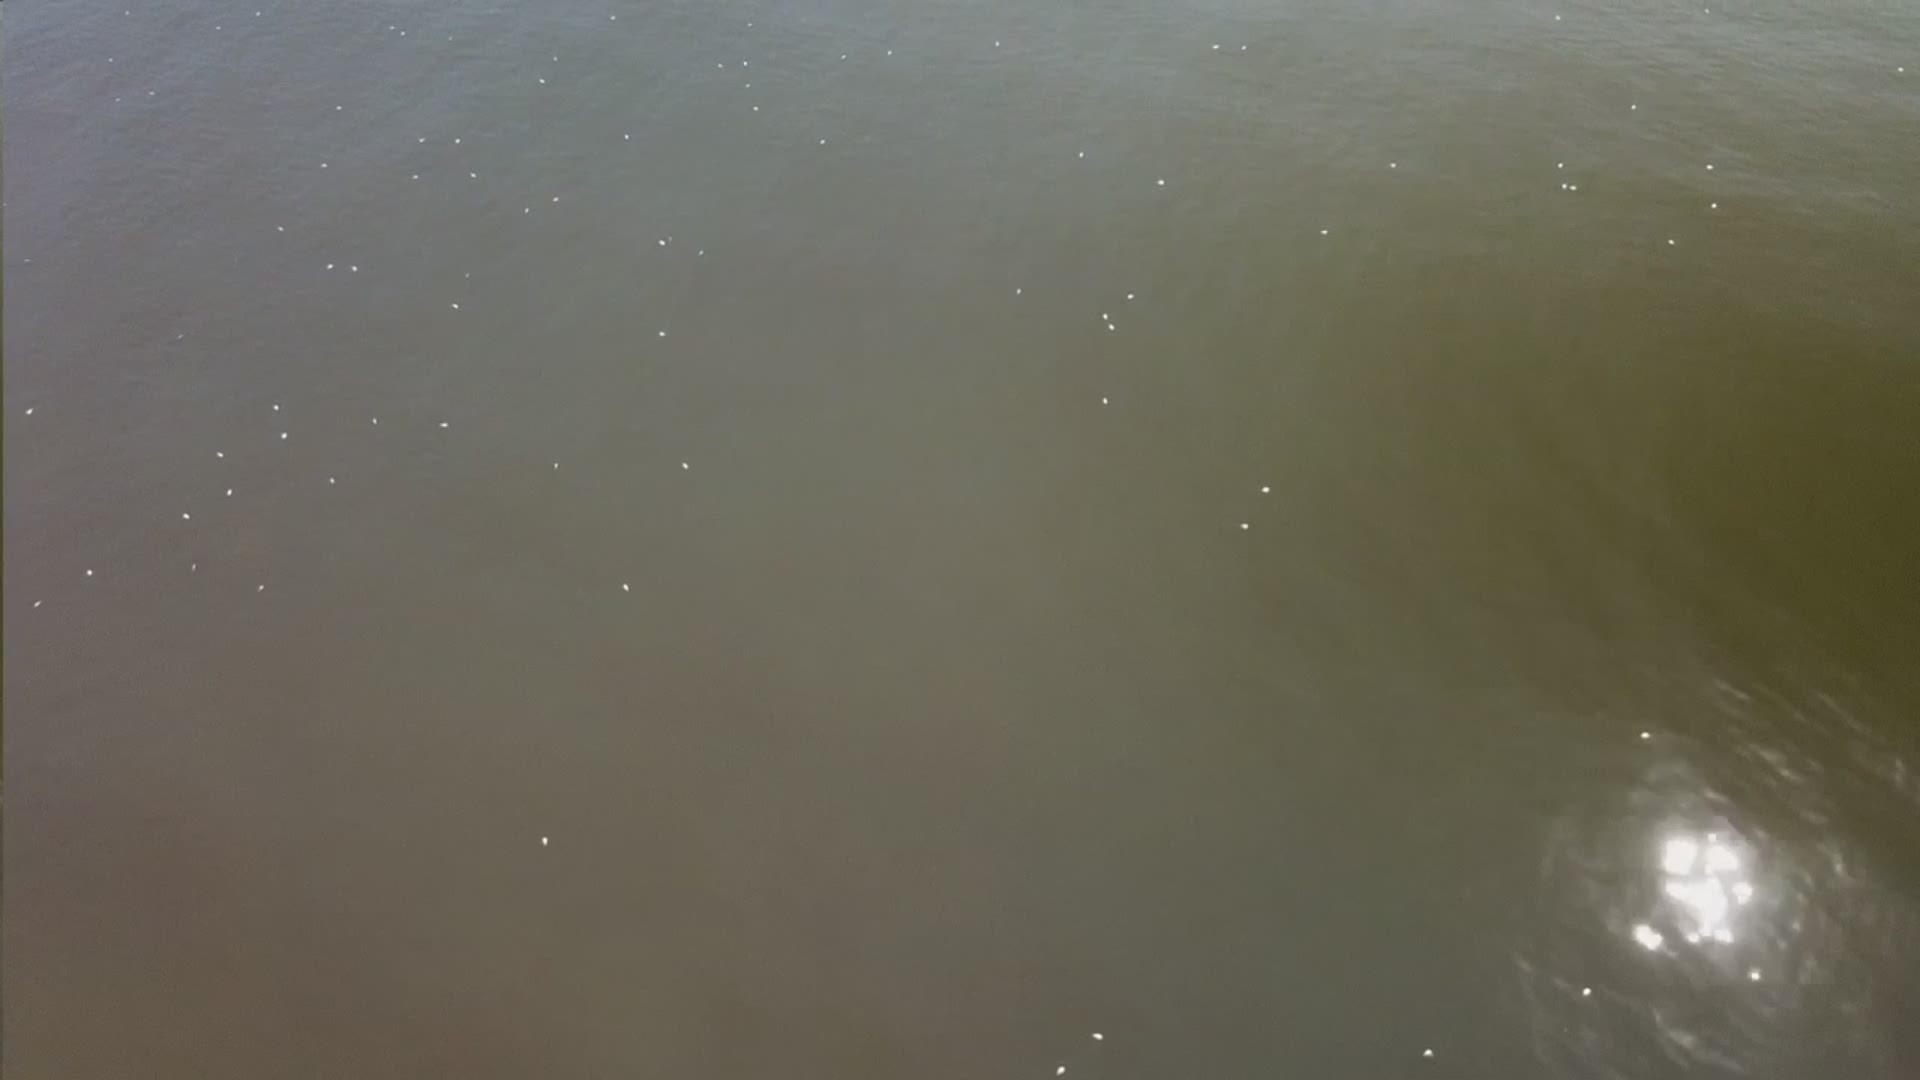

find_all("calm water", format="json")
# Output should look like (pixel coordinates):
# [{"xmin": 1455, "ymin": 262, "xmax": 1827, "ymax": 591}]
[{"xmin": 6, "ymin": 1, "xmax": 1919, "ymax": 1076}]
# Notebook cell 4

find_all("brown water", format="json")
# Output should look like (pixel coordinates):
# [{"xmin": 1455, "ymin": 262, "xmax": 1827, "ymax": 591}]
[{"xmin": 6, "ymin": 2, "xmax": 1920, "ymax": 1076}]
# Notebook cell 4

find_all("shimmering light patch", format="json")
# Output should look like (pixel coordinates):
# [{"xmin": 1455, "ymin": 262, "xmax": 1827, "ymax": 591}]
[
  {"xmin": 1654, "ymin": 829, "xmax": 1755, "ymax": 946},
  {"xmin": 1662, "ymin": 836, "xmax": 1700, "ymax": 875},
  {"xmin": 1632, "ymin": 923, "xmax": 1665, "ymax": 951}
]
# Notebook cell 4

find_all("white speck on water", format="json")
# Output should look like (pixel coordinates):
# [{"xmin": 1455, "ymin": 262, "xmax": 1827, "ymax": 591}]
[
  {"xmin": 371, "ymin": 418, "xmax": 378, "ymax": 425},
  {"xmin": 454, "ymin": 138, "xmax": 461, "ymax": 145},
  {"xmin": 1239, "ymin": 522, "xmax": 1250, "ymax": 530},
  {"xmin": 821, "ymin": 138, "xmax": 827, "ymax": 145},
  {"xmin": 280, "ymin": 432, "xmax": 288, "ymax": 440},
  {"xmin": 681, "ymin": 461, "xmax": 690, "ymax": 470},
  {"xmin": 658, "ymin": 330, "xmax": 668, "ymax": 338},
  {"xmin": 24, "ymin": 408, "xmax": 33, "ymax": 416},
  {"xmin": 1749, "ymin": 968, "xmax": 1762, "ymax": 981},
  {"xmin": 277, "ymin": 226, "xmax": 285, "ymax": 232},
  {"xmin": 1422, "ymin": 1048, "xmax": 1435, "ymax": 1059},
  {"xmin": 1156, "ymin": 178, "xmax": 1166, "ymax": 186},
  {"xmin": 1667, "ymin": 238, "xmax": 1677, "ymax": 246},
  {"xmin": 1631, "ymin": 103, "xmax": 1638, "ymax": 110},
  {"xmin": 350, "ymin": 265, "xmax": 359, "ymax": 273},
  {"xmin": 1640, "ymin": 730, "xmax": 1652, "ymax": 739},
  {"xmin": 439, "ymin": 422, "xmax": 450, "ymax": 429},
  {"xmin": 1078, "ymin": 151, "xmax": 1085, "ymax": 159},
  {"xmin": 1711, "ymin": 202, "xmax": 1719, "ymax": 209},
  {"xmin": 1705, "ymin": 163, "xmax": 1714, "ymax": 171},
  {"xmin": 257, "ymin": 584, "xmax": 266, "ymax": 592},
  {"xmin": 226, "ymin": 488, "xmax": 233, "ymax": 497},
  {"xmin": 328, "ymin": 477, "xmax": 337, "ymax": 485},
  {"xmin": 1632, "ymin": 923, "xmax": 1665, "ymax": 950},
  {"xmin": 326, "ymin": 264, "xmax": 335, "ymax": 270},
  {"xmin": 1581, "ymin": 986, "xmax": 1592, "ymax": 997},
  {"xmin": 320, "ymin": 162, "xmax": 327, "ymax": 168},
  {"xmin": 34, "ymin": 601, "xmax": 42, "ymax": 608},
  {"xmin": 1091, "ymin": 1033, "xmax": 1103, "ymax": 1041},
  {"xmin": 85, "ymin": 569, "xmax": 94, "ymax": 577},
  {"xmin": 1261, "ymin": 485, "xmax": 1271, "ymax": 494},
  {"xmin": 1126, "ymin": 293, "xmax": 1135, "ymax": 300},
  {"xmin": 553, "ymin": 462, "xmax": 560, "ymax": 470},
  {"xmin": 1056, "ymin": 1068, "xmax": 1066, "ymax": 1077},
  {"xmin": 1389, "ymin": 161, "xmax": 1398, "ymax": 168},
  {"xmin": 1320, "ymin": 228, "xmax": 1329, "ymax": 235},
  {"xmin": 1015, "ymin": 288, "xmax": 1023, "ymax": 295},
  {"xmin": 1101, "ymin": 396, "xmax": 1109, "ymax": 405},
  {"xmin": 622, "ymin": 583, "xmax": 631, "ymax": 592},
  {"xmin": 216, "ymin": 451, "xmax": 225, "ymax": 458},
  {"xmin": 182, "ymin": 512, "xmax": 191, "ymax": 520},
  {"xmin": 450, "ymin": 302, "xmax": 460, "ymax": 309},
  {"xmin": 469, "ymin": 172, "xmax": 477, "ymax": 179},
  {"xmin": 541, "ymin": 836, "xmax": 550, "ymax": 845}
]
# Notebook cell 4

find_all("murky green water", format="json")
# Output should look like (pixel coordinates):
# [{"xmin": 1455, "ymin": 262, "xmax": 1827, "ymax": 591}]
[{"xmin": 6, "ymin": 2, "xmax": 1918, "ymax": 1076}]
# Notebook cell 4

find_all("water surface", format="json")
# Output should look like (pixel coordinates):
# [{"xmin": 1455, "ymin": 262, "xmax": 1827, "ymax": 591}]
[{"xmin": 6, "ymin": 2, "xmax": 1919, "ymax": 1077}]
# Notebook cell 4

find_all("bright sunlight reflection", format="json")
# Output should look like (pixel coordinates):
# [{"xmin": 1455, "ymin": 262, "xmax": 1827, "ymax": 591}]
[{"xmin": 1656, "ymin": 831, "xmax": 1756, "ymax": 946}]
